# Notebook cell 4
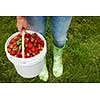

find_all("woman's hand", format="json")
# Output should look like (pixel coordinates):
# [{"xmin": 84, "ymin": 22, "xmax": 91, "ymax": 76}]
[{"xmin": 16, "ymin": 16, "xmax": 29, "ymax": 32}]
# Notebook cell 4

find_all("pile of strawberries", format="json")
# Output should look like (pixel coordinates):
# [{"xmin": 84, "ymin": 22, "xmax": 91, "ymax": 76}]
[
  {"xmin": 24, "ymin": 33, "xmax": 44, "ymax": 58},
  {"xmin": 7, "ymin": 32, "xmax": 44, "ymax": 58}
]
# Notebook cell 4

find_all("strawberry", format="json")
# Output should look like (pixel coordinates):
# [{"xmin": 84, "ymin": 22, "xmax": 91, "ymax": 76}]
[
  {"xmin": 40, "ymin": 41, "xmax": 44, "ymax": 46},
  {"xmin": 16, "ymin": 51, "xmax": 21, "ymax": 55},
  {"xmin": 10, "ymin": 38, "xmax": 16, "ymax": 44},
  {"xmin": 25, "ymin": 48, "xmax": 29, "ymax": 52},
  {"xmin": 10, "ymin": 50, "xmax": 16, "ymax": 56},
  {"xmin": 34, "ymin": 47, "xmax": 39, "ymax": 55},
  {"xmin": 13, "ymin": 45, "xmax": 18, "ymax": 51},
  {"xmin": 24, "ymin": 54, "xmax": 27, "ymax": 58},
  {"xmin": 13, "ymin": 36, "xmax": 19, "ymax": 41},
  {"xmin": 30, "ymin": 55, "xmax": 33, "ymax": 58},
  {"xmin": 31, "ymin": 47, "xmax": 36, "ymax": 52},
  {"xmin": 27, "ymin": 42, "xmax": 33, "ymax": 49},
  {"xmin": 25, "ymin": 33, "xmax": 31, "ymax": 38},
  {"xmin": 25, "ymin": 44, "xmax": 28, "ymax": 48},
  {"xmin": 16, "ymin": 51, "xmax": 22, "ymax": 58},
  {"xmin": 18, "ymin": 55, "xmax": 22, "ymax": 58},
  {"xmin": 33, "ymin": 33, "xmax": 38, "ymax": 38},
  {"xmin": 37, "ymin": 39, "xmax": 41, "ymax": 43},
  {"xmin": 31, "ymin": 37, "xmax": 34, "ymax": 42},
  {"xmin": 7, "ymin": 47, "xmax": 11, "ymax": 53},
  {"xmin": 18, "ymin": 33, "xmax": 22, "ymax": 37},
  {"xmin": 38, "ymin": 44, "xmax": 41, "ymax": 50},
  {"xmin": 32, "ymin": 52, "xmax": 35, "ymax": 56},
  {"xmin": 24, "ymin": 38, "xmax": 29, "ymax": 43},
  {"xmin": 9, "ymin": 44, "xmax": 14, "ymax": 49},
  {"xmin": 26, "ymin": 52, "xmax": 30, "ymax": 57},
  {"xmin": 33, "ymin": 40, "xmax": 38, "ymax": 47}
]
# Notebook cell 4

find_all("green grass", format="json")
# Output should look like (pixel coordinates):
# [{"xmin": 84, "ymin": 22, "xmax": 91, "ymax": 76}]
[{"xmin": 0, "ymin": 16, "xmax": 100, "ymax": 83}]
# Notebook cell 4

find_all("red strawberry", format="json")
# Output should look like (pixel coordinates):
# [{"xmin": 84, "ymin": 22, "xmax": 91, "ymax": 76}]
[
  {"xmin": 16, "ymin": 54, "xmax": 22, "ymax": 58},
  {"xmin": 32, "ymin": 52, "xmax": 35, "ymax": 56},
  {"xmin": 33, "ymin": 33, "xmax": 38, "ymax": 38},
  {"xmin": 35, "ymin": 47, "xmax": 39, "ymax": 54},
  {"xmin": 31, "ymin": 37, "xmax": 35, "ymax": 42},
  {"xmin": 25, "ymin": 33, "xmax": 31, "ymax": 38},
  {"xmin": 13, "ymin": 36, "xmax": 19, "ymax": 41},
  {"xmin": 38, "ymin": 44, "xmax": 41, "ymax": 50},
  {"xmin": 40, "ymin": 46, "xmax": 44, "ymax": 50},
  {"xmin": 16, "ymin": 51, "xmax": 22, "ymax": 58},
  {"xmin": 31, "ymin": 47, "xmax": 36, "ymax": 52},
  {"xmin": 30, "ymin": 55, "xmax": 33, "ymax": 58},
  {"xmin": 40, "ymin": 41, "xmax": 44, "ymax": 46},
  {"xmin": 27, "ymin": 42, "xmax": 33, "ymax": 49},
  {"xmin": 24, "ymin": 54, "xmax": 27, "ymax": 58},
  {"xmin": 24, "ymin": 38, "xmax": 29, "ymax": 43},
  {"xmin": 33, "ymin": 40, "xmax": 38, "ymax": 47},
  {"xmin": 13, "ymin": 45, "xmax": 18, "ymax": 51},
  {"xmin": 10, "ymin": 50, "xmax": 16, "ymax": 56},
  {"xmin": 37, "ymin": 39, "xmax": 41, "ymax": 43},
  {"xmin": 18, "ymin": 33, "xmax": 22, "ymax": 37},
  {"xmin": 25, "ymin": 48, "xmax": 29, "ymax": 52},
  {"xmin": 16, "ymin": 51, "xmax": 21, "ymax": 55},
  {"xmin": 7, "ymin": 47, "xmax": 11, "ymax": 53},
  {"xmin": 10, "ymin": 38, "xmax": 16, "ymax": 44},
  {"xmin": 26, "ymin": 52, "xmax": 30, "ymax": 57},
  {"xmin": 26, "ymin": 49, "xmax": 31, "ymax": 54},
  {"xmin": 9, "ymin": 44, "xmax": 14, "ymax": 49},
  {"xmin": 25, "ymin": 44, "xmax": 28, "ymax": 48}
]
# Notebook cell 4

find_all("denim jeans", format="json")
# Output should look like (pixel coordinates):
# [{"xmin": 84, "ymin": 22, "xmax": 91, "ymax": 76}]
[{"xmin": 26, "ymin": 16, "xmax": 72, "ymax": 48}]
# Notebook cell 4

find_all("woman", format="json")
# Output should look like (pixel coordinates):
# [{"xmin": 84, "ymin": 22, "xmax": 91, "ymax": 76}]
[{"xmin": 16, "ymin": 16, "xmax": 72, "ymax": 81}]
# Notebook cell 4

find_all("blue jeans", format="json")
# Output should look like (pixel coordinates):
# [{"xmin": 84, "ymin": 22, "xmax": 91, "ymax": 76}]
[{"xmin": 26, "ymin": 16, "xmax": 72, "ymax": 48}]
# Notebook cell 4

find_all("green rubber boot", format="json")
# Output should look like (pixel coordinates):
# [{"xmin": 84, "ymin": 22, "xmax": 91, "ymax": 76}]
[
  {"xmin": 39, "ymin": 57, "xmax": 48, "ymax": 81},
  {"xmin": 53, "ymin": 45, "xmax": 63, "ymax": 77}
]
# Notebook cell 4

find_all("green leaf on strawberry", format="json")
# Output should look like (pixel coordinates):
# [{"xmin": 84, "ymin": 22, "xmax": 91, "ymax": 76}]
[
  {"xmin": 16, "ymin": 38, "xmax": 22, "ymax": 45},
  {"xmin": 18, "ymin": 45, "xmax": 22, "ymax": 51}
]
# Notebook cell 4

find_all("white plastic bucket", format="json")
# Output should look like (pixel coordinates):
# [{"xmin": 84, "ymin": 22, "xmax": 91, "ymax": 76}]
[{"xmin": 5, "ymin": 30, "xmax": 47, "ymax": 78}]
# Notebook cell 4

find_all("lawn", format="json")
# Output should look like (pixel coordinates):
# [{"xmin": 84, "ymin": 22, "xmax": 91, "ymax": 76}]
[{"xmin": 0, "ymin": 16, "xmax": 100, "ymax": 83}]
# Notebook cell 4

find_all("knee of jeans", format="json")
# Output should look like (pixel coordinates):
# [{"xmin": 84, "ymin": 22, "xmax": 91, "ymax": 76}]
[{"xmin": 53, "ymin": 39, "xmax": 66, "ymax": 48}]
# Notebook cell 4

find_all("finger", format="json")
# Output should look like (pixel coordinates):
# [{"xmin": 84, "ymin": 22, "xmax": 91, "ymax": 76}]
[
  {"xmin": 25, "ymin": 25, "xmax": 29, "ymax": 30},
  {"xmin": 16, "ymin": 24, "xmax": 23, "ymax": 32},
  {"xmin": 24, "ymin": 23, "xmax": 29, "ymax": 31}
]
